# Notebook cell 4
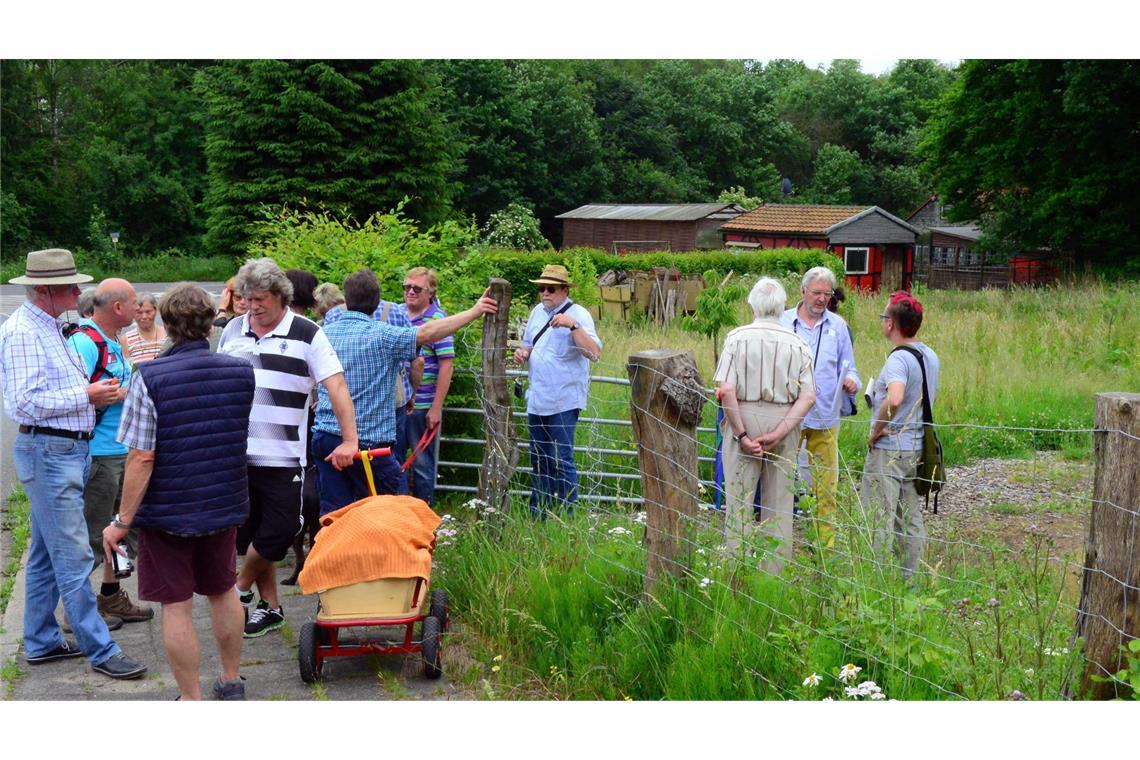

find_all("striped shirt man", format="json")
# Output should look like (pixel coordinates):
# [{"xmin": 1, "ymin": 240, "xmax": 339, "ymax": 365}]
[{"xmin": 218, "ymin": 309, "xmax": 342, "ymax": 467}]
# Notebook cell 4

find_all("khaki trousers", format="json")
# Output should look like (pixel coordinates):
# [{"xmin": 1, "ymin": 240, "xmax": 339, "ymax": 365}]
[
  {"xmin": 721, "ymin": 399, "xmax": 799, "ymax": 574},
  {"xmin": 861, "ymin": 447, "xmax": 925, "ymax": 579}
]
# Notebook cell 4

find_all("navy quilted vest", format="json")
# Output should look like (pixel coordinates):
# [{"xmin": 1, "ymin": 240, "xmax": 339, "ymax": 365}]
[{"xmin": 135, "ymin": 340, "xmax": 255, "ymax": 535}]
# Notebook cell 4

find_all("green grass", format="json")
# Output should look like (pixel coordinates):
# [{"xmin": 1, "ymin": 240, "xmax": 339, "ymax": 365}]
[
  {"xmin": 432, "ymin": 502, "xmax": 1082, "ymax": 700},
  {"xmin": 1, "ymin": 489, "xmax": 31, "ymax": 618},
  {"xmin": 1, "ymin": 250, "xmax": 237, "ymax": 284}
]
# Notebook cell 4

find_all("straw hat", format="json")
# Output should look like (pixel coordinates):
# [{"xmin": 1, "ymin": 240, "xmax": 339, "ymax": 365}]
[
  {"xmin": 529, "ymin": 264, "xmax": 572, "ymax": 288},
  {"xmin": 9, "ymin": 249, "xmax": 93, "ymax": 286}
]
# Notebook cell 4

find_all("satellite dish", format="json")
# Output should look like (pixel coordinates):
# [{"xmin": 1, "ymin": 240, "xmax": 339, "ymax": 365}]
[{"xmin": 781, "ymin": 177, "xmax": 793, "ymax": 197}]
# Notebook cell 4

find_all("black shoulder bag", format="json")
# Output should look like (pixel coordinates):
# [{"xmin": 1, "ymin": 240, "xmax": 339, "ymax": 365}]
[{"xmin": 889, "ymin": 345, "xmax": 946, "ymax": 513}]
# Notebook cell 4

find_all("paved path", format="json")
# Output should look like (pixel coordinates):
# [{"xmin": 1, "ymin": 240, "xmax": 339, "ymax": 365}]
[{"xmin": 1, "ymin": 550, "xmax": 460, "ymax": 701}]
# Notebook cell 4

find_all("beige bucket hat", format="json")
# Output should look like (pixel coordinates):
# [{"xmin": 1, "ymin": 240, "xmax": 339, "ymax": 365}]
[
  {"xmin": 529, "ymin": 264, "xmax": 572, "ymax": 287},
  {"xmin": 9, "ymin": 248, "xmax": 94, "ymax": 286}
]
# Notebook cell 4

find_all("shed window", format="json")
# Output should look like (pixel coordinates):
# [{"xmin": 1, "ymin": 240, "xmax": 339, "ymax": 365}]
[{"xmin": 844, "ymin": 247, "xmax": 870, "ymax": 275}]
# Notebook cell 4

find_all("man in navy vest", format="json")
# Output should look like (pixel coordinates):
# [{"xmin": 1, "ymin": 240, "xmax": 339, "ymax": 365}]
[{"xmin": 104, "ymin": 283, "xmax": 256, "ymax": 700}]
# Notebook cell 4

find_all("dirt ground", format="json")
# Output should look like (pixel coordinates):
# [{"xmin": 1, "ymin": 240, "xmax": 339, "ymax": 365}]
[{"xmin": 926, "ymin": 451, "xmax": 1093, "ymax": 561}]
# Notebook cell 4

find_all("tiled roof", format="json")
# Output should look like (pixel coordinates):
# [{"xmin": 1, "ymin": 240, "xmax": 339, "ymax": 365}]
[
  {"xmin": 556, "ymin": 203, "xmax": 746, "ymax": 222},
  {"xmin": 720, "ymin": 204, "xmax": 870, "ymax": 234}
]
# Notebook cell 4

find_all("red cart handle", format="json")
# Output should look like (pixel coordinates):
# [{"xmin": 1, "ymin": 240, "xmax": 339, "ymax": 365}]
[{"xmin": 352, "ymin": 447, "xmax": 392, "ymax": 460}]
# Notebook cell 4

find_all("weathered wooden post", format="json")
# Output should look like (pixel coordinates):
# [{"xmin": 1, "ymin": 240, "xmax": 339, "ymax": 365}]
[
  {"xmin": 627, "ymin": 350, "xmax": 705, "ymax": 597},
  {"xmin": 479, "ymin": 278, "xmax": 518, "ymax": 514},
  {"xmin": 1068, "ymin": 392, "xmax": 1140, "ymax": 699}
]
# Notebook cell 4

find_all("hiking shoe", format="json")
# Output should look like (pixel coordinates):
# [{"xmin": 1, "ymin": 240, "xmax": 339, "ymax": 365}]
[
  {"xmin": 98, "ymin": 588, "xmax": 154, "ymax": 623},
  {"xmin": 244, "ymin": 601, "xmax": 285, "ymax": 638},
  {"xmin": 212, "ymin": 676, "xmax": 247, "ymax": 700},
  {"xmin": 62, "ymin": 611, "xmax": 123, "ymax": 633},
  {"xmin": 92, "ymin": 652, "xmax": 147, "ymax": 680},
  {"xmin": 27, "ymin": 638, "xmax": 84, "ymax": 664}
]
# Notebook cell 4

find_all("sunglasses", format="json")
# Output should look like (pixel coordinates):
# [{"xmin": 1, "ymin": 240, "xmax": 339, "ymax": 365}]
[
  {"xmin": 403, "ymin": 284, "xmax": 425, "ymax": 295},
  {"xmin": 879, "ymin": 313, "xmax": 891, "ymax": 320},
  {"xmin": 538, "ymin": 284, "xmax": 563, "ymax": 294}
]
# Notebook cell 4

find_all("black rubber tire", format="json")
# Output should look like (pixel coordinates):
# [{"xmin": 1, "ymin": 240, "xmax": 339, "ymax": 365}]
[
  {"xmin": 429, "ymin": 590, "xmax": 449, "ymax": 631},
  {"xmin": 299, "ymin": 622, "xmax": 322, "ymax": 683},
  {"xmin": 421, "ymin": 615, "xmax": 442, "ymax": 679}
]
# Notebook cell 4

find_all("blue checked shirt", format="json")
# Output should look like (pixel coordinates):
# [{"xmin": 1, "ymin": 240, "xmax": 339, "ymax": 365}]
[
  {"xmin": 780, "ymin": 305, "xmax": 861, "ymax": 430},
  {"xmin": 312, "ymin": 310, "xmax": 418, "ymax": 445},
  {"xmin": 0, "ymin": 302, "xmax": 95, "ymax": 432},
  {"xmin": 324, "ymin": 300, "xmax": 413, "ymax": 402}
]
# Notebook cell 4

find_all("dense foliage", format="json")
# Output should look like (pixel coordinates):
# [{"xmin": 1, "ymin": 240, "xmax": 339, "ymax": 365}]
[
  {"xmin": 3, "ymin": 58, "xmax": 956, "ymax": 260},
  {"xmin": 920, "ymin": 60, "xmax": 1140, "ymax": 269}
]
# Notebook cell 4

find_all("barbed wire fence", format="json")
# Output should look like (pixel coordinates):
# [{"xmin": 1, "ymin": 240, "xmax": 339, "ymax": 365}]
[{"xmin": 433, "ymin": 296, "xmax": 1137, "ymax": 701}]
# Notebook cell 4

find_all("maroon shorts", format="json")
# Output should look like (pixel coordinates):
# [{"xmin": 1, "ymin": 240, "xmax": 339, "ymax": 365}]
[{"xmin": 136, "ymin": 527, "xmax": 238, "ymax": 604}]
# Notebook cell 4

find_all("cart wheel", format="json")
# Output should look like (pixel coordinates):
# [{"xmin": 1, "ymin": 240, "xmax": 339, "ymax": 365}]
[
  {"xmin": 299, "ymin": 622, "xmax": 323, "ymax": 683},
  {"xmin": 429, "ymin": 590, "xmax": 449, "ymax": 631},
  {"xmin": 421, "ymin": 615, "xmax": 442, "ymax": 679}
]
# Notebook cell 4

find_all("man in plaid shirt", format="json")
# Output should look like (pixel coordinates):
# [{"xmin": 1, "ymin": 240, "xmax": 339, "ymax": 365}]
[
  {"xmin": 312, "ymin": 268, "xmax": 498, "ymax": 514},
  {"xmin": 0, "ymin": 249, "xmax": 148, "ymax": 680}
]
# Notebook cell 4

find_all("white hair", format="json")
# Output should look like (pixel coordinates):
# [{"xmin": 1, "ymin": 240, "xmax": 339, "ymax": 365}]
[
  {"xmin": 747, "ymin": 277, "xmax": 787, "ymax": 319},
  {"xmin": 801, "ymin": 266, "xmax": 837, "ymax": 293}
]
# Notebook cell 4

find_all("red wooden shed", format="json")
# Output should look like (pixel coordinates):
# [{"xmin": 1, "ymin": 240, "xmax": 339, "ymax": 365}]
[{"xmin": 719, "ymin": 204, "xmax": 919, "ymax": 292}]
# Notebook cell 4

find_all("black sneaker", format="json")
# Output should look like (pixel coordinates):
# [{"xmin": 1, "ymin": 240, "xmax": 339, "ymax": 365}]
[
  {"xmin": 238, "ymin": 588, "xmax": 255, "ymax": 622},
  {"xmin": 26, "ymin": 638, "xmax": 84, "ymax": 664},
  {"xmin": 212, "ymin": 675, "xmax": 247, "ymax": 700},
  {"xmin": 244, "ymin": 601, "xmax": 285, "ymax": 638},
  {"xmin": 92, "ymin": 652, "xmax": 148, "ymax": 680}
]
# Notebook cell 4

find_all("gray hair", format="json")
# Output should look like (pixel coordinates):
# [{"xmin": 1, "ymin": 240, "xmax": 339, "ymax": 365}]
[
  {"xmin": 747, "ymin": 277, "xmax": 787, "ymax": 319},
  {"xmin": 801, "ymin": 266, "xmax": 837, "ymax": 293},
  {"xmin": 234, "ymin": 257, "xmax": 293, "ymax": 306},
  {"xmin": 137, "ymin": 293, "xmax": 159, "ymax": 309},
  {"xmin": 77, "ymin": 289, "xmax": 96, "ymax": 317}
]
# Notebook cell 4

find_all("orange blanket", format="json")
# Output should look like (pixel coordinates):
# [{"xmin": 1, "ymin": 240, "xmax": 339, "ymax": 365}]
[{"xmin": 297, "ymin": 495, "xmax": 441, "ymax": 595}]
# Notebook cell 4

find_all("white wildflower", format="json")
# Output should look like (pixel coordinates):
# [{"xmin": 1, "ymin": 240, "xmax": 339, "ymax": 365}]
[
  {"xmin": 838, "ymin": 663, "xmax": 862, "ymax": 683},
  {"xmin": 699, "ymin": 577, "xmax": 712, "ymax": 589},
  {"xmin": 869, "ymin": 692, "xmax": 886, "ymax": 700},
  {"xmin": 802, "ymin": 673, "xmax": 821, "ymax": 688},
  {"xmin": 608, "ymin": 526, "xmax": 632, "ymax": 536}
]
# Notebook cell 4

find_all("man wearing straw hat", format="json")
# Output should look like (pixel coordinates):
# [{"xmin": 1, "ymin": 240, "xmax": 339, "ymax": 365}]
[
  {"xmin": 0, "ymin": 249, "xmax": 148, "ymax": 679},
  {"xmin": 512, "ymin": 264, "xmax": 602, "ymax": 517}
]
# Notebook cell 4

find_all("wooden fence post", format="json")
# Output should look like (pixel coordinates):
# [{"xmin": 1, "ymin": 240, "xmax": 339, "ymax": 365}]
[
  {"xmin": 627, "ymin": 350, "xmax": 705, "ymax": 597},
  {"xmin": 478, "ymin": 278, "xmax": 518, "ymax": 514},
  {"xmin": 1068, "ymin": 392, "xmax": 1140, "ymax": 699}
]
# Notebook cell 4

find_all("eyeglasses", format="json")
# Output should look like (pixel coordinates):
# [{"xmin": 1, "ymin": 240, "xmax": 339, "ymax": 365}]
[
  {"xmin": 808, "ymin": 289, "xmax": 835, "ymax": 298},
  {"xmin": 403, "ymin": 284, "xmax": 425, "ymax": 295},
  {"xmin": 879, "ymin": 313, "xmax": 890, "ymax": 320},
  {"xmin": 538, "ymin": 285, "xmax": 563, "ymax": 294}
]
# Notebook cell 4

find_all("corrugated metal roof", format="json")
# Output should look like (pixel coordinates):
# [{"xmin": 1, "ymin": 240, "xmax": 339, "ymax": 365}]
[
  {"xmin": 929, "ymin": 225, "xmax": 983, "ymax": 241},
  {"xmin": 720, "ymin": 204, "xmax": 869, "ymax": 234},
  {"xmin": 556, "ymin": 203, "xmax": 746, "ymax": 222}
]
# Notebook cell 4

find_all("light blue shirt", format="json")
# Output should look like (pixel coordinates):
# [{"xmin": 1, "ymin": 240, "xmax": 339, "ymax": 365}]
[
  {"xmin": 780, "ymin": 305, "xmax": 861, "ymax": 430},
  {"xmin": 68, "ymin": 319, "xmax": 131, "ymax": 456},
  {"xmin": 522, "ymin": 299, "xmax": 601, "ymax": 416},
  {"xmin": 869, "ymin": 342, "xmax": 940, "ymax": 452}
]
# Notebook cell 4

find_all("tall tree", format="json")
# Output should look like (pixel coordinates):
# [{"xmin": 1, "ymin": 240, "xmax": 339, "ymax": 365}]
[
  {"xmin": 197, "ymin": 60, "xmax": 458, "ymax": 257},
  {"xmin": 921, "ymin": 60, "xmax": 1140, "ymax": 266}
]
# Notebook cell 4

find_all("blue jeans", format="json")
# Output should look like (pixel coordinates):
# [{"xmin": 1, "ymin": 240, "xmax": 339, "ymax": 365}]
[
  {"xmin": 527, "ymin": 409, "xmax": 580, "ymax": 518},
  {"xmin": 406, "ymin": 408, "xmax": 441, "ymax": 507},
  {"xmin": 392, "ymin": 404, "xmax": 409, "ymax": 471},
  {"xmin": 312, "ymin": 430, "xmax": 405, "ymax": 516},
  {"xmin": 14, "ymin": 432, "xmax": 118, "ymax": 664}
]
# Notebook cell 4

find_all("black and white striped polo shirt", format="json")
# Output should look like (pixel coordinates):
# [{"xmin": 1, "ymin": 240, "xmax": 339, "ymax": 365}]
[{"xmin": 219, "ymin": 310, "xmax": 343, "ymax": 468}]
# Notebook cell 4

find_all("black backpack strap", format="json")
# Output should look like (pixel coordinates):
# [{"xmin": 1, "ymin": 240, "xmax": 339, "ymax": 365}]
[{"xmin": 890, "ymin": 345, "xmax": 933, "ymax": 426}]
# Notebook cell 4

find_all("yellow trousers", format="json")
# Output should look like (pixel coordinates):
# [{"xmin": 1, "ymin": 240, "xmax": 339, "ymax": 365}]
[{"xmin": 799, "ymin": 426, "xmax": 839, "ymax": 547}]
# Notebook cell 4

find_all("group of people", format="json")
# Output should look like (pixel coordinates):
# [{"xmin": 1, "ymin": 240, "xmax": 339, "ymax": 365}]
[
  {"xmin": 0, "ymin": 248, "xmax": 603, "ymax": 700},
  {"xmin": 714, "ymin": 266, "xmax": 939, "ymax": 579}
]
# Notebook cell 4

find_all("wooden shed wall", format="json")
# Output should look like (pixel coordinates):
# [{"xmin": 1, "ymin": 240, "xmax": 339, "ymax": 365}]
[
  {"xmin": 828, "ymin": 214, "xmax": 916, "ymax": 245},
  {"xmin": 561, "ymin": 219, "xmax": 699, "ymax": 252}
]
